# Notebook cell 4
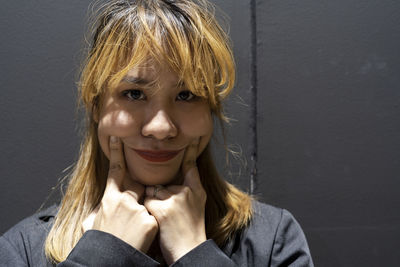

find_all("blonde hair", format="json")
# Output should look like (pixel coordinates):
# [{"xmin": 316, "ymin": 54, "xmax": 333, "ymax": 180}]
[{"xmin": 45, "ymin": 0, "xmax": 253, "ymax": 262}]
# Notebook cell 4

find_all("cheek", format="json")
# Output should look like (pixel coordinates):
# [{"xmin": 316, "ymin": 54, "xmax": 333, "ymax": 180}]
[
  {"xmin": 97, "ymin": 110, "xmax": 139, "ymax": 158},
  {"xmin": 180, "ymin": 108, "xmax": 213, "ymax": 156}
]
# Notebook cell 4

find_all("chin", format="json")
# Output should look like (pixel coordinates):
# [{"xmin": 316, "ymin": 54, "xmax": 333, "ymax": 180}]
[{"xmin": 127, "ymin": 169, "xmax": 180, "ymax": 186}]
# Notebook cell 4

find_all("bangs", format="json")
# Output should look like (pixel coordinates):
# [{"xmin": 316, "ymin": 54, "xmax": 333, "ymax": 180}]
[{"xmin": 80, "ymin": 0, "xmax": 235, "ymax": 115}]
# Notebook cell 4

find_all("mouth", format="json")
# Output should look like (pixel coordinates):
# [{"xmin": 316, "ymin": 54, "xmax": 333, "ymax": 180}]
[{"xmin": 133, "ymin": 149, "xmax": 183, "ymax": 163}]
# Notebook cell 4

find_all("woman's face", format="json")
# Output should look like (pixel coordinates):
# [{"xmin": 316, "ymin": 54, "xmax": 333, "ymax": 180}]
[{"xmin": 96, "ymin": 62, "xmax": 213, "ymax": 186}]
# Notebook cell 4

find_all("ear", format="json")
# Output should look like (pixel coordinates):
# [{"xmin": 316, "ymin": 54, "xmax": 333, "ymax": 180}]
[
  {"xmin": 91, "ymin": 96, "xmax": 100, "ymax": 124},
  {"xmin": 91, "ymin": 96, "xmax": 100, "ymax": 123},
  {"xmin": 92, "ymin": 107, "xmax": 99, "ymax": 123}
]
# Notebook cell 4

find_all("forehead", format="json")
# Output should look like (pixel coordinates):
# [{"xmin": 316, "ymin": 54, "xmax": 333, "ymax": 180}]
[{"xmin": 121, "ymin": 61, "xmax": 181, "ymax": 88}]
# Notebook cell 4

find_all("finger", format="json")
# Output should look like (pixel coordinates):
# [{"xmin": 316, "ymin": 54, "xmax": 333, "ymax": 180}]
[
  {"xmin": 143, "ymin": 197, "xmax": 160, "ymax": 217},
  {"xmin": 182, "ymin": 138, "xmax": 202, "ymax": 190},
  {"xmin": 182, "ymin": 138, "xmax": 199, "ymax": 174},
  {"xmin": 105, "ymin": 136, "xmax": 125, "ymax": 194},
  {"xmin": 122, "ymin": 173, "xmax": 145, "ymax": 202},
  {"xmin": 145, "ymin": 185, "xmax": 171, "ymax": 200}
]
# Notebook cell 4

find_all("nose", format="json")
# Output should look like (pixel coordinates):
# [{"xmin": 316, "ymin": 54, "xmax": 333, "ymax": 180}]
[{"xmin": 142, "ymin": 109, "xmax": 178, "ymax": 140}]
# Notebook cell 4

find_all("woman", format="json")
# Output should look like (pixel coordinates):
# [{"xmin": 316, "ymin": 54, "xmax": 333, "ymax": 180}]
[{"xmin": 0, "ymin": 0, "xmax": 313, "ymax": 266}]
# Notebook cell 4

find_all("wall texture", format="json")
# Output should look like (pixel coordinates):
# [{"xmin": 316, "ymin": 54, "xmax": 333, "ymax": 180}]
[
  {"xmin": 1, "ymin": 0, "xmax": 399, "ymax": 266},
  {"xmin": 256, "ymin": 1, "xmax": 400, "ymax": 266}
]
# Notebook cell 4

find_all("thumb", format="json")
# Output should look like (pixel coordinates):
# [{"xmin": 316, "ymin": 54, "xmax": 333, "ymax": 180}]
[
  {"xmin": 105, "ymin": 136, "xmax": 125, "ymax": 194},
  {"xmin": 182, "ymin": 138, "xmax": 202, "ymax": 190}
]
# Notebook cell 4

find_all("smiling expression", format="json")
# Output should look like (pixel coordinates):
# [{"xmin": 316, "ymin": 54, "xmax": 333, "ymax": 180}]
[{"xmin": 95, "ymin": 62, "xmax": 213, "ymax": 186}]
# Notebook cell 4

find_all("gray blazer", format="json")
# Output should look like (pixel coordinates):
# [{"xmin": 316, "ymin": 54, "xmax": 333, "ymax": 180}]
[{"xmin": 0, "ymin": 201, "xmax": 313, "ymax": 266}]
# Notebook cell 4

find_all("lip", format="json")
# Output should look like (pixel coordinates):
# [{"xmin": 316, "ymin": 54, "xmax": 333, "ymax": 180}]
[{"xmin": 133, "ymin": 149, "xmax": 183, "ymax": 162}]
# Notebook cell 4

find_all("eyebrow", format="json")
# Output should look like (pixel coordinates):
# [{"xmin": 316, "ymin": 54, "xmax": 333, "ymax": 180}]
[
  {"xmin": 121, "ymin": 76, "xmax": 153, "ymax": 85},
  {"xmin": 121, "ymin": 75, "xmax": 185, "ymax": 88}
]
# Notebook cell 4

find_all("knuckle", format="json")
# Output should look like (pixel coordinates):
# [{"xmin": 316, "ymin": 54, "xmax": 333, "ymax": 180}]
[
  {"xmin": 145, "ymin": 217, "xmax": 158, "ymax": 232},
  {"xmin": 109, "ymin": 141, "xmax": 120, "ymax": 150},
  {"xmin": 184, "ymin": 159, "xmax": 196, "ymax": 167},
  {"xmin": 109, "ymin": 162, "xmax": 124, "ymax": 172},
  {"xmin": 168, "ymin": 199, "xmax": 179, "ymax": 213},
  {"xmin": 153, "ymin": 205, "xmax": 169, "ymax": 222},
  {"xmin": 120, "ymin": 192, "xmax": 136, "ymax": 206},
  {"xmin": 200, "ymin": 190, "xmax": 207, "ymax": 204},
  {"xmin": 137, "ymin": 204, "xmax": 147, "ymax": 213},
  {"xmin": 188, "ymin": 143, "xmax": 197, "ymax": 150},
  {"xmin": 121, "ymin": 192, "xmax": 131, "ymax": 202},
  {"xmin": 182, "ymin": 186, "xmax": 191, "ymax": 196},
  {"xmin": 145, "ymin": 215, "xmax": 156, "ymax": 225},
  {"xmin": 158, "ymin": 211, "xmax": 168, "ymax": 222},
  {"xmin": 143, "ymin": 197, "xmax": 150, "ymax": 207},
  {"xmin": 199, "ymin": 186, "xmax": 206, "ymax": 196},
  {"xmin": 131, "ymin": 203, "xmax": 147, "ymax": 215}
]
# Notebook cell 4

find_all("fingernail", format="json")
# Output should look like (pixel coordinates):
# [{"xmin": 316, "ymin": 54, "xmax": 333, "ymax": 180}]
[{"xmin": 110, "ymin": 136, "xmax": 118, "ymax": 143}]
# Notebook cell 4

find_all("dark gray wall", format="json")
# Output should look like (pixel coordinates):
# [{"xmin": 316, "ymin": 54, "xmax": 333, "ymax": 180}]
[
  {"xmin": 1, "ymin": 1, "xmax": 399, "ymax": 266},
  {"xmin": 0, "ymin": 1, "xmax": 87, "ymax": 229},
  {"xmin": 256, "ymin": 1, "xmax": 400, "ymax": 266}
]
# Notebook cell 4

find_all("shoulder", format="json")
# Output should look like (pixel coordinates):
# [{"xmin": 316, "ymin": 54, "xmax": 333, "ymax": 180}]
[
  {"xmin": 250, "ymin": 200, "xmax": 302, "ymax": 235},
  {"xmin": 244, "ymin": 200, "xmax": 291, "ymax": 242},
  {"xmin": 226, "ymin": 200, "xmax": 313, "ymax": 266},
  {"xmin": 2, "ymin": 204, "xmax": 58, "ymax": 239},
  {"xmin": 225, "ymin": 200, "xmax": 283, "ymax": 258},
  {"xmin": 251, "ymin": 200, "xmax": 311, "ymax": 247},
  {"xmin": 1, "ymin": 204, "xmax": 58, "ymax": 266},
  {"xmin": 251, "ymin": 200, "xmax": 283, "ymax": 225},
  {"xmin": 252, "ymin": 200, "xmax": 314, "ymax": 266},
  {"xmin": 253, "ymin": 201, "xmax": 314, "ymax": 266}
]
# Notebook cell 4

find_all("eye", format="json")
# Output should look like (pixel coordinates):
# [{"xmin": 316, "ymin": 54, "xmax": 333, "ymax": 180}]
[
  {"xmin": 176, "ymin": 90, "xmax": 196, "ymax": 101},
  {"xmin": 122, "ymin": 89, "xmax": 146, "ymax": 101}
]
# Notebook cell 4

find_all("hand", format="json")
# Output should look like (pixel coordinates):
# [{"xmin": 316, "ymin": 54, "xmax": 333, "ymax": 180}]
[
  {"xmin": 83, "ymin": 136, "xmax": 158, "ymax": 253},
  {"xmin": 144, "ymin": 138, "xmax": 207, "ymax": 265}
]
